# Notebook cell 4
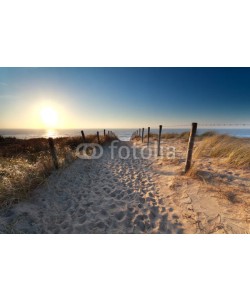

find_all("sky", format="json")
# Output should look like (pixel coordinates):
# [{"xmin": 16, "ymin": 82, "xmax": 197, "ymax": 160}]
[{"xmin": 0, "ymin": 67, "xmax": 250, "ymax": 129}]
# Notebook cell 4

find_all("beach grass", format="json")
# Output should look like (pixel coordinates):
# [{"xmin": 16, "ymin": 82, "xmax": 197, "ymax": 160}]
[
  {"xmin": 0, "ymin": 134, "xmax": 117, "ymax": 207},
  {"xmin": 194, "ymin": 134, "xmax": 250, "ymax": 168},
  {"xmin": 132, "ymin": 131, "xmax": 250, "ymax": 169},
  {"xmin": 142, "ymin": 131, "xmax": 190, "ymax": 141}
]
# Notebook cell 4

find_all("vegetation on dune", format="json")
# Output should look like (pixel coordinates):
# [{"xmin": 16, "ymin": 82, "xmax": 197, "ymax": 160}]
[
  {"xmin": 199, "ymin": 131, "xmax": 217, "ymax": 138},
  {"xmin": 194, "ymin": 134, "xmax": 250, "ymax": 168},
  {"xmin": 132, "ymin": 131, "xmax": 250, "ymax": 169},
  {"xmin": 135, "ymin": 131, "xmax": 190, "ymax": 141},
  {"xmin": 0, "ymin": 155, "xmax": 53, "ymax": 207},
  {"xmin": 0, "ymin": 134, "xmax": 118, "ymax": 208},
  {"xmin": 1, "ymin": 130, "xmax": 249, "ymax": 208}
]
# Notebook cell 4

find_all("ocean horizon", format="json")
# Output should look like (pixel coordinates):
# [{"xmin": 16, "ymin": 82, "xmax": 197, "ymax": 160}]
[{"xmin": 1, "ymin": 127, "xmax": 250, "ymax": 141}]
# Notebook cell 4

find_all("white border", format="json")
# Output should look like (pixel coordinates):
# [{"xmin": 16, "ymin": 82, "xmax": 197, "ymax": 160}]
[
  {"xmin": 0, "ymin": 0, "xmax": 250, "ymax": 67},
  {"xmin": 0, "ymin": 1, "xmax": 250, "ymax": 299}
]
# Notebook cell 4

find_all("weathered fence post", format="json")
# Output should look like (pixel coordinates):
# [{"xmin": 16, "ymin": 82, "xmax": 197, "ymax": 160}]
[
  {"xmin": 48, "ymin": 138, "xmax": 59, "ymax": 169},
  {"xmin": 147, "ymin": 127, "xmax": 150, "ymax": 146},
  {"xmin": 97, "ymin": 131, "xmax": 100, "ymax": 143},
  {"xmin": 104, "ymin": 129, "xmax": 106, "ymax": 137},
  {"xmin": 81, "ymin": 130, "xmax": 85, "ymax": 142},
  {"xmin": 157, "ymin": 125, "xmax": 162, "ymax": 156},
  {"xmin": 184, "ymin": 122, "xmax": 198, "ymax": 173},
  {"xmin": 142, "ymin": 128, "xmax": 144, "ymax": 143}
]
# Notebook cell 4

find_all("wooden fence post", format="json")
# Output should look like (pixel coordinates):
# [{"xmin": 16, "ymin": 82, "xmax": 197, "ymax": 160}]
[
  {"xmin": 97, "ymin": 131, "xmax": 100, "ymax": 143},
  {"xmin": 142, "ymin": 128, "xmax": 144, "ymax": 143},
  {"xmin": 184, "ymin": 122, "xmax": 198, "ymax": 173},
  {"xmin": 147, "ymin": 127, "xmax": 150, "ymax": 146},
  {"xmin": 48, "ymin": 138, "xmax": 59, "ymax": 169},
  {"xmin": 157, "ymin": 125, "xmax": 162, "ymax": 156},
  {"xmin": 81, "ymin": 130, "xmax": 85, "ymax": 142}
]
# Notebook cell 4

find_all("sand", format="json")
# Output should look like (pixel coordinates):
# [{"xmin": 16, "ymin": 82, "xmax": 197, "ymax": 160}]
[
  {"xmin": 139, "ymin": 138, "xmax": 250, "ymax": 234},
  {"xmin": 0, "ymin": 138, "xmax": 249, "ymax": 234},
  {"xmin": 0, "ymin": 141, "xmax": 183, "ymax": 233}
]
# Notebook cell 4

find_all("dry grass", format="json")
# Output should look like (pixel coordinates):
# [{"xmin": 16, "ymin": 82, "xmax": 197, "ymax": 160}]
[
  {"xmin": 161, "ymin": 133, "xmax": 180, "ymax": 139},
  {"xmin": 194, "ymin": 134, "xmax": 250, "ymax": 168},
  {"xmin": 199, "ymin": 131, "xmax": 217, "ymax": 138},
  {"xmin": 0, "ymin": 134, "xmax": 118, "ymax": 208},
  {"xmin": 0, "ymin": 156, "xmax": 53, "ymax": 207},
  {"xmin": 144, "ymin": 133, "xmax": 158, "ymax": 140},
  {"xmin": 137, "ymin": 131, "xmax": 190, "ymax": 142}
]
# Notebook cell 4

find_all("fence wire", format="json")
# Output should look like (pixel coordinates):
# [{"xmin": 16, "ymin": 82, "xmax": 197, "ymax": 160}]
[{"xmin": 159, "ymin": 123, "xmax": 250, "ymax": 128}]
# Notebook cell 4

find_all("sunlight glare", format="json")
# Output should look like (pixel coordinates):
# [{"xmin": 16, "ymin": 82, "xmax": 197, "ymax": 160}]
[{"xmin": 40, "ymin": 107, "xmax": 58, "ymax": 128}]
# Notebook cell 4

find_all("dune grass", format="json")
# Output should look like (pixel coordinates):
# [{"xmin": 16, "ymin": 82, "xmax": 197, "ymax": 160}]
[
  {"xmin": 194, "ymin": 134, "xmax": 250, "ymax": 168},
  {"xmin": 0, "ymin": 134, "xmax": 118, "ymax": 208},
  {"xmin": 133, "ymin": 131, "xmax": 250, "ymax": 168},
  {"xmin": 141, "ymin": 131, "xmax": 190, "ymax": 141}
]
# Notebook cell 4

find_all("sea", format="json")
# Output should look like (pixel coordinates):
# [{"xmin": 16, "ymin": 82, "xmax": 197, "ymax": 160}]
[{"xmin": 1, "ymin": 128, "xmax": 250, "ymax": 141}]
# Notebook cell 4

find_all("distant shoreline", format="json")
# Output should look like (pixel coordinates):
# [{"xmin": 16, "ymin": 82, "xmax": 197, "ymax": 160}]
[{"xmin": 1, "ymin": 128, "xmax": 250, "ymax": 140}]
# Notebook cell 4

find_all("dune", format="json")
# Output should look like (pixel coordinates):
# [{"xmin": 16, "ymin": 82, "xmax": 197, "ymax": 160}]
[
  {"xmin": 0, "ymin": 134, "xmax": 249, "ymax": 234},
  {"xmin": 133, "ymin": 135, "xmax": 250, "ymax": 234}
]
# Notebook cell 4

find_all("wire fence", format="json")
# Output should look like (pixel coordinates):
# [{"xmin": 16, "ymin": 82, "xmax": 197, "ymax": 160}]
[
  {"xmin": 150, "ymin": 123, "xmax": 250, "ymax": 128},
  {"xmin": 165, "ymin": 123, "xmax": 250, "ymax": 127},
  {"xmin": 130, "ymin": 122, "xmax": 250, "ymax": 173}
]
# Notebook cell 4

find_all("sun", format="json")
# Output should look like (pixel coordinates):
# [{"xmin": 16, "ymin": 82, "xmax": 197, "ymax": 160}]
[{"xmin": 40, "ymin": 107, "xmax": 58, "ymax": 127}]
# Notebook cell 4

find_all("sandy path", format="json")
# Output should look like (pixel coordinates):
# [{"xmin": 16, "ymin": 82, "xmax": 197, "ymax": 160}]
[{"xmin": 0, "ymin": 141, "xmax": 183, "ymax": 234}]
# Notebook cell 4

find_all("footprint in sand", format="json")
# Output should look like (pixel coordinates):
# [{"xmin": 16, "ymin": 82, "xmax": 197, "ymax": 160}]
[
  {"xmin": 61, "ymin": 222, "xmax": 70, "ymax": 230},
  {"xmin": 127, "ymin": 206, "xmax": 135, "ymax": 212},
  {"xmin": 161, "ymin": 207, "xmax": 166, "ymax": 213},
  {"xmin": 96, "ymin": 221, "xmax": 106, "ymax": 229},
  {"xmin": 74, "ymin": 224, "xmax": 87, "ymax": 233},
  {"xmin": 109, "ymin": 203, "xmax": 117, "ymax": 210},
  {"xmin": 100, "ymin": 209, "xmax": 108, "ymax": 217},
  {"xmin": 149, "ymin": 207, "xmax": 159, "ymax": 220},
  {"xmin": 136, "ymin": 221, "xmax": 146, "ymax": 231},
  {"xmin": 138, "ymin": 196, "xmax": 145, "ymax": 203},
  {"xmin": 110, "ymin": 190, "xmax": 118, "ymax": 198},
  {"xmin": 78, "ymin": 215, "xmax": 87, "ymax": 224},
  {"xmin": 115, "ymin": 211, "xmax": 125, "ymax": 221},
  {"xmin": 158, "ymin": 199, "xmax": 164, "ymax": 205},
  {"xmin": 172, "ymin": 213, "xmax": 179, "ymax": 219}
]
